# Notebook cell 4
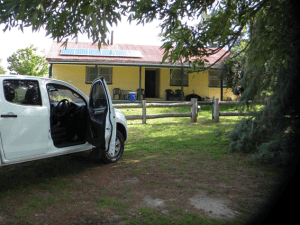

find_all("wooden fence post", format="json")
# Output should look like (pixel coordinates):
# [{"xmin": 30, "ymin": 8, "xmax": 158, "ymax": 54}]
[
  {"xmin": 212, "ymin": 96, "xmax": 215, "ymax": 120},
  {"xmin": 190, "ymin": 98, "xmax": 198, "ymax": 123},
  {"xmin": 214, "ymin": 98, "xmax": 219, "ymax": 122},
  {"xmin": 142, "ymin": 100, "xmax": 146, "ymax": 124}
]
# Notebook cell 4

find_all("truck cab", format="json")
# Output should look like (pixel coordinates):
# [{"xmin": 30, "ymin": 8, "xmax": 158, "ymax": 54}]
[{"xmin": 0, "ymin": 75, "xmax": 127, "ymax": 167}]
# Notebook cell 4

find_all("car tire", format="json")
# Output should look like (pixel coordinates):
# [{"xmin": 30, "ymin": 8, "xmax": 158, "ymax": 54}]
[{"xmin": 101, "ymin": 130, "xmax": 124, "ymax": 164}]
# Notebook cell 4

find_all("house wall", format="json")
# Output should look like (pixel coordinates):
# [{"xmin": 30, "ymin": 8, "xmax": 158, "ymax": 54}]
[
  {"xmin": 52, "ymin": 64, "xmax": 234, "ymax": 100},
  {"xmin": 158, "ymin": 69, "xmax": 234, "ymax": 100},
  {"xmin": 52, "ymin": 64, "xmax": 89, "ymax": 94},
  {"xmin": 112, "ymin": 66, "xmax": 143, "ymax": 97},
  {"xmin": 52, "ymin": 64, "xmax": 145, "ymax": 97}
]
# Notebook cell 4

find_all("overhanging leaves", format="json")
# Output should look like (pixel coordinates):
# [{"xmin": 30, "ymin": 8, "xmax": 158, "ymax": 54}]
[{"xmin": 0, "ymin": 0, "xmax": 125, "ymax": 45}]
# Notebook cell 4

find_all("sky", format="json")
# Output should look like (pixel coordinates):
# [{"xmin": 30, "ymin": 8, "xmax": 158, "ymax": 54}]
[{"xmin": 0, "ymin": 18, "xmax": 164, "ymax": 73}]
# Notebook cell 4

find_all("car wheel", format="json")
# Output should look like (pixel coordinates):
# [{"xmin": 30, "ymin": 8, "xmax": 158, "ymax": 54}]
[{"xmin": 102, "ymin": 130, "xmax": 124, "ymax": 164}]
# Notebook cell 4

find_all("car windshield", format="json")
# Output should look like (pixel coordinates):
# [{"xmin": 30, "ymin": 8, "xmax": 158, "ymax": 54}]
[{"xmin": 47, "ymin": 84, "xmax": 85, "ymax": 104}]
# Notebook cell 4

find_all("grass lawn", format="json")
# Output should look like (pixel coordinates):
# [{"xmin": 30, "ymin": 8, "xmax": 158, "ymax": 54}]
[{"xmin": 0, "ymin": 104, "xmax": 282, "ymax": 224}]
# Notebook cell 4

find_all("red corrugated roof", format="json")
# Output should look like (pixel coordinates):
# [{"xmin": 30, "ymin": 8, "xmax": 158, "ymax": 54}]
[{"xmin": 46, "ymin": 41, "xmax": 229, "ymax": 67}]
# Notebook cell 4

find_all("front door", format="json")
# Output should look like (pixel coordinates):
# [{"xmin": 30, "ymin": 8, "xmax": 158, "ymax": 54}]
[
  {"xmin": 145, "ymin": 70, "xmax": 156, "ymax": 98},
  {"xmin": 0, "ymin": 79, "xmax": 49, "ymax": 161},
  {"xmin": 87, "ymin": 77, "xmax": 116, "ymax": 157}
]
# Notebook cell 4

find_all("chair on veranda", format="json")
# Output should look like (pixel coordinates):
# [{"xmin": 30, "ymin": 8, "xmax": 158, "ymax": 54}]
[
  {"xmin": 175, "ymin": 89, "xmax": 184, "ymax": 98},
  {"xmin": 175, "ymin": 89, "xmax": 184, "ymax": 100},
  {"xmin": 136, "ymin": 89, "xmax": 145, "ymax": 100},
  {"xmin": 165, "ymin": 89, "xmax": 175, "ymax": 101},
  {"xmin": 113, "ymin": 88, "xmax": 122, "ymax": 100}
]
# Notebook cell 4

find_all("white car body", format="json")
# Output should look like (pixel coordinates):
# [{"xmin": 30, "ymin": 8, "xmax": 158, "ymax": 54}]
[{"xmin": 0, "ymin": 75, "xmax": 127, "ymax": 167}]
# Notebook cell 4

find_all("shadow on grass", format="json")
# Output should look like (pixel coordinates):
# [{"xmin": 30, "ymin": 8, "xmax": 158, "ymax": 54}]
[{"xmin": 0, "ymin": 151, "xmax": 100, "ymax": 196}]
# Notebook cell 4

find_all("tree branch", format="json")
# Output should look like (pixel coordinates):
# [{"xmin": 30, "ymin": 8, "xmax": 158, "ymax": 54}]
[{"xmin": 229, "ymin": 41, "xmax": 251, "ymax": 61}]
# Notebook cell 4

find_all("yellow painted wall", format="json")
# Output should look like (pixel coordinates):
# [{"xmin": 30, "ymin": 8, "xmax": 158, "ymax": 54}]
[
  {"xmin": 159, "ymin": 68, "xmax": 171, "ymax": 99},
  {"xmin": 209, "ymin": 87, "xmax": 234, "ymax": 100},
  {"xmin": 52, "ymin": 64, "xmax": 91, "ymax": 95},
  {"xmin": 52, "ymin": 64, "xmax": 234, "ymax": 100},
  {"xmin": 158, "ymin": 69, "xmax": 234, "ymax": 100},
  {"xmin": 52, "ymin": 64, "xmax": 145, "ymax": 98},
  {"xmin": 113, "ymin": 66, "xmax": 144, "ymax": 97}
]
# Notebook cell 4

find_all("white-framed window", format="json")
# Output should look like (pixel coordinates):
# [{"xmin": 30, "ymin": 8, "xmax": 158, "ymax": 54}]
[
  {"xmin": 170, "ymin": 69, "xmax": 188, "ymax": 86},
  {"xmin": 86, "ymin": 66, "xmax": 112, "ymax": 84},
  {"xmin": 209, "ymin": 69, "xmax": 226, "ymax": 87}
]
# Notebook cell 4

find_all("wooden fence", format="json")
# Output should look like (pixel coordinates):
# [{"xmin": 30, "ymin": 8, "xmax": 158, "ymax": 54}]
[
  {"xmin": 113, "ymin": 96, "xmax": 268, "ymax": 123},
  {"xmin": 113, "ymin": 98, "xmax": 198, "ymax": 124},
  {"xmin": 212, "ymin": 97, "xmax": 267, "ymax": 122}
]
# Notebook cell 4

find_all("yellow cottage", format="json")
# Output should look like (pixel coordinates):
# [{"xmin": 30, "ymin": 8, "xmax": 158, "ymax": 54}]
[{"xmin": 46, "ymin": 41, "xmax": 235, "ymax": 102}]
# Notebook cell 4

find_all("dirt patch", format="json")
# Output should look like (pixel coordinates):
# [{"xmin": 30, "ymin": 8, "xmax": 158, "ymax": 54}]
[
  {"xmin": 121, "ymin": 177, "xmax": 139, "ymax": 184},
  {"xmin": 189, "ymin": 191, "xmax": 235, "ymax": 221},
  {"xmin": 143, "ymin": 196, "xmax": 165, "ymax": 208}
]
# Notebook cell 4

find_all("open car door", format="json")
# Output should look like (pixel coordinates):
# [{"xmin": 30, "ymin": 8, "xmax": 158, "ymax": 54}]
[{"xmin": 87, "ymin": 77, "xmax": 116, "ymax": 157}]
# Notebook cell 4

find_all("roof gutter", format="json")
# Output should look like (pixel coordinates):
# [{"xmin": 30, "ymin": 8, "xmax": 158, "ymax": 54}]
[{"xmin": 46, "ymin": 60, "xmax": 215, "ymax": 69}]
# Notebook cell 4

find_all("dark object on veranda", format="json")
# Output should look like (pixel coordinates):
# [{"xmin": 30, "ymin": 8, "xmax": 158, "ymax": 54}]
[
  {"xmin": 136, "ymin": 88, "xmax": 145, "ymax": 100},
  {"xmin": 185, "ymin": 94, "xmax": 201, "ymax": 101},
  {"xmin": 233, "ymin": 86, "xmax": 244, "ymax": 95},
  {"xmin": 113, "ymin": 88, "xmax": 122, "ymax": 99},
  {"xmin": 165, "ymin": 89, "xmax": 175, "ymax": 100},
  {"xmin": 175, "ymin": 89, "xmax": 184, "ymax": 99}
]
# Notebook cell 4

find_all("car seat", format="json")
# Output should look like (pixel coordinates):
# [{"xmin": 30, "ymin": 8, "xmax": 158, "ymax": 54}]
[
  {"xmin": 23, "ymin": 87, "xmax": 40, "ymax": 105},
  {"xmin": 4, "ymin": 84, "xmax": 15, "ymax": 102}
]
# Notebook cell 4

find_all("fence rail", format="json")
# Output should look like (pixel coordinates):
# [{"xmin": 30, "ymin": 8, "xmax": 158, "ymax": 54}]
[
  {"xmin": 212, "ymin": 97, "xmax": 268, "ymax": 122},
  {"xmin": 113, "ymin": 97, "xmax": 268, "ymax": 123},
  {"xmin": 113, "ymin": 102, "xmax": 193, "ymax": 108},
  {"xmin": 113, "ymin": 99, "xmax": 198, "ymax": 124}
]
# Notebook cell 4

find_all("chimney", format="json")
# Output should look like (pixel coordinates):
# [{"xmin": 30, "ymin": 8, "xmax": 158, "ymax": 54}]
[{"xmin": 111, "ymin": 31, "xmax": 114, "ymax": 45}]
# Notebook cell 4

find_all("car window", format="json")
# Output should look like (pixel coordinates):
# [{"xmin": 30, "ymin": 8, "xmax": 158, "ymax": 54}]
[
  {"xmin": 47, "ymin": 83, "xmax": 85, "ymax": 104},
  {"xmin": 90, "ymin": 81, "xmax": 108, "ymax": 108},
  {"xmin": 3, "ymin": 79, "xmax": 42, "ymax": 106}
]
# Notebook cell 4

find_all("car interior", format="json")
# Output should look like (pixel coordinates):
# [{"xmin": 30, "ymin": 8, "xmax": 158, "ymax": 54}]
[{"xmin": 47, "ymin": 84, "xmax": 88, "ymax": 148}]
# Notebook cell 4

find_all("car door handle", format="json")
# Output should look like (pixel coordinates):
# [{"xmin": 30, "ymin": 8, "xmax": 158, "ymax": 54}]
[
  {"xmin": 94, "ymin": 111, "xmax": 103, "ymax": 116},
  {"xmin": 1, "ymin": 114, "xmax": 17, "ymax": 118},
  {"xmin": 94, "ymin": 109, "xmax": 105, "ymax": 115}
]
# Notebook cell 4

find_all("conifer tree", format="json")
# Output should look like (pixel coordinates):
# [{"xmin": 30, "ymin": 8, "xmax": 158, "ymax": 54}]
[{"xmin": 219, "ymin": 0, "xmax": 300, "ymax": 165}]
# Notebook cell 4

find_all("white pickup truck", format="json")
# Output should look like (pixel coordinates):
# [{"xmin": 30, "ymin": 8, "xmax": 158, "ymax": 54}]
[{"xmin": 0, "ymin": 75, "xmax": 127, "ymax": 167}]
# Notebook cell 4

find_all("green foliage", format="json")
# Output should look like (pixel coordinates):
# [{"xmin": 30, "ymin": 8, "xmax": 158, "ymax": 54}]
[
  {"xmin": 127, "ymin": 0, "xmax": 260, "ymax": 71},
  {"xmin": 250, "ymin": 139, "xmax": 291, "ymax": 165},
  {"xmin": 7, "ymin": 44, "xmax": 48, "ymax": 76},
  {"xmin": 219, "ymin": 40, "xmax": 248, "ymax": 93},
  {"xmin": 223, "ymin": 0, "xmax": 300, "ymax": 165},
  {"xmin": 0, "ymin": 58, "xmax": 6, "ymax": 74},
  {"xmin": 0, "ymin": 0, "xmax": 125, "ymax": 45}
]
